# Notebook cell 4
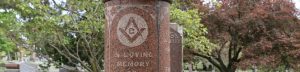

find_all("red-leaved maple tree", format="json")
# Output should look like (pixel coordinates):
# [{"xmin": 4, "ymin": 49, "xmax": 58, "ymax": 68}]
[{"xmin": 190, "ymin": 0, "xmax": 300, "ymax": 71}]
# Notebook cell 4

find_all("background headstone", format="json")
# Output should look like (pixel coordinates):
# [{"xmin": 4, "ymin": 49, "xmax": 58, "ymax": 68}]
[
  {"xmin": 59, "ymin": 65, "xmax": 77, "ymax": 72},
  {"xmin": 104, "ymin": 0, "xmax": 171, "ymax": 72},
  {"xmin": 4, "ymin": 69, "xmax": 19, "ymax": 72},
  {"xmin": 20, "ymin": 62, "xmax": 39, "ymax": 72},
  {"xmin": 169, "ymin": 23, "xmax": 183, "ymax": 72}
]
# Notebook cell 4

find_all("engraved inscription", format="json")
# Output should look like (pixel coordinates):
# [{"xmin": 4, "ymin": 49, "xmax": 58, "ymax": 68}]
[
  {"xmin": 117, "ymin": 14, "xmax": 148, "ymax": 47},
  {"xmin": 116, "ymin": 61, "xmax": 150, "ymax": 67},
  {"xmin": 114, "ymin": 51, "xmax": 152, "ymax": 67},
  {"xmin": 170, "ymin": 32, "xmax": 181, "ymax": 43},
  {"xmin": 114, "ymin": 52, "xmax": 152, "ymax": 58}
]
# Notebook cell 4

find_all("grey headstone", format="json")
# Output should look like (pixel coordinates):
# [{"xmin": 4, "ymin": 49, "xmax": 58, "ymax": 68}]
[
  {"xmin": 20, "ymin": 62, "xmax": 39, "ymax": 72},
  {"xmin": 5, "ymin": 69, "xmax": 19, "ymax": 72},
  {"xmin": 170, "ymin": 23, "xmax": 183, "ymax": 72}
]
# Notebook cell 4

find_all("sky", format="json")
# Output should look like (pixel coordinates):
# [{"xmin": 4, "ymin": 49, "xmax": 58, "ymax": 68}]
[{"xmin": 293, "ymin": 0, "xmax": 300, "ymax": 9}]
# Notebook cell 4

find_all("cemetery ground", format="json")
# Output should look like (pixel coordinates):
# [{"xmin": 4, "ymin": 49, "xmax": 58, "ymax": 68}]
[{"xmin": 0, "ymin": 56, "xmax": 64, "ymax": 72}]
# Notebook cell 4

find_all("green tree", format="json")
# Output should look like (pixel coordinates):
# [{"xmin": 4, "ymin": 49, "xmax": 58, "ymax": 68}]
[
  {"xmin": 170, "ymin": 0, "xmax": 216, "ymax": 71},
  {"xmin": 0, "ymin": 10, "xmax": 22, "ymax": 60},
  {"xmin": 0, "ymin": 0, "xmax": 105, "ymax": 71}
]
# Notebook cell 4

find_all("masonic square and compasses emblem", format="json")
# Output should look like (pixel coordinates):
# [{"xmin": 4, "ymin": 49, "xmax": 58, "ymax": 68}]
[{"xmin": 117, "ymin": 14, "xmax": 148, "ymax": 47}]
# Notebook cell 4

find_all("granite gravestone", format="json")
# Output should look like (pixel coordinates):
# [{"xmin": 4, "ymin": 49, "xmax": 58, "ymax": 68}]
[
  {"xmin": 20, "ymin": 62, "xmax": 39, "ymax": 72},
  {"xmin": 104, "ymin": 0, "xmax": 171, "ymax": 72},
  {"xmin": 170, "ymin": 23, "xmax": 183, "ymax": 72}
]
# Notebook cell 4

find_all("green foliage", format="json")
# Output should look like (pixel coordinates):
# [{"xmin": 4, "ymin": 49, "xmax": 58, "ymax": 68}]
[
  {"xmin": 0, "ymin": 12, "xmax": 15, "ymax": 31},
  {"xmin": 0, "ymin": 36, "xmax": 15, "ymax": 53},
  {"xmin": 170, "ymin": 2, "xmax": 217, "ymax": 71},
  {"xmin": 0, "ymin": 0, "xmax": 105, "ymax": 71},
  {"xmin": 0, "ymin": 11, "xmax": 19, "ymax": 58},
  {"xmin": 170, "ymin": 2, "xmax": 216, "ymax": 56}
]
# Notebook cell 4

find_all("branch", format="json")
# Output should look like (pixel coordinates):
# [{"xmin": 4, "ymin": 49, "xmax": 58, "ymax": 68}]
[
  {"xmin": 227, "ymin": 46, "xmax": 242, "ymax": 69},
  {"xmin": 191, "ymin": 52, "xmax": 225, "ymax": 72},
  {"xmin": 81, "ymin": 34, "xmax": 94, "ymax": 59},
  {"xmin": 216, "ymin": 55, "xmax": 227, "ymax": 71},
  {"xmin": 55, "ymin": 31, "xmax": 92, "ymax": 72},
  {"xmin": 51, "ymin": 0, "xmax": 70, "ymax": 11},
  {"xmin": 228, "ymin": 41, "xmax": 233, "ymax": 64},
  {"xmin": 66, "ymin": 51, "xmax": 93, "ymax": 72},
  {"xmin": 49, "ymin": 44, "xmax": 72, "ymax": 63},
  {"xmin": 76, "ymin": 38, "xmax": 80, "ymax": 58},
  {"xmin": 234, "ymin": 47, "xmax": 242, "ymax": 60},
  {"xmin": 215, "ymin": 41, "xmax": 229, "ymax": 70}
]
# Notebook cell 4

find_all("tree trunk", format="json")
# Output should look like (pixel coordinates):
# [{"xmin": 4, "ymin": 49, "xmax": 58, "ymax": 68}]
[
  {"xmin": 188, "ymin": 62, "xmax": 193, "ymax": 72},
  {"xmin": 228, "ymin": 67, "xmax": 236, "ymax": 72},
  {"xmin": 7, "ymin": 52, "xmax": 11, "ymax": 61}
]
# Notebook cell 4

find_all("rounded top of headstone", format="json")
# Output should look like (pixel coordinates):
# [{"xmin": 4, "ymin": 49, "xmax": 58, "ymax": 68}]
[{"xmin": 103, "ymin": 0, "xmax": 172, "ymax": 3}]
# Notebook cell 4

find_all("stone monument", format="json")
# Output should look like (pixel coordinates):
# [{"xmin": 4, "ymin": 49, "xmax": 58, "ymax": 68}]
[
  {"xmin": 20, "ymin": 62, "xmax": 39, "ymax": 72},
  {"xmin": 104, "ymin": 0, "xmax": 171, "ymax": 72},
  {"xmin": 169, "ymin": 23, "xmax": 183, "ymax": 72}
]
